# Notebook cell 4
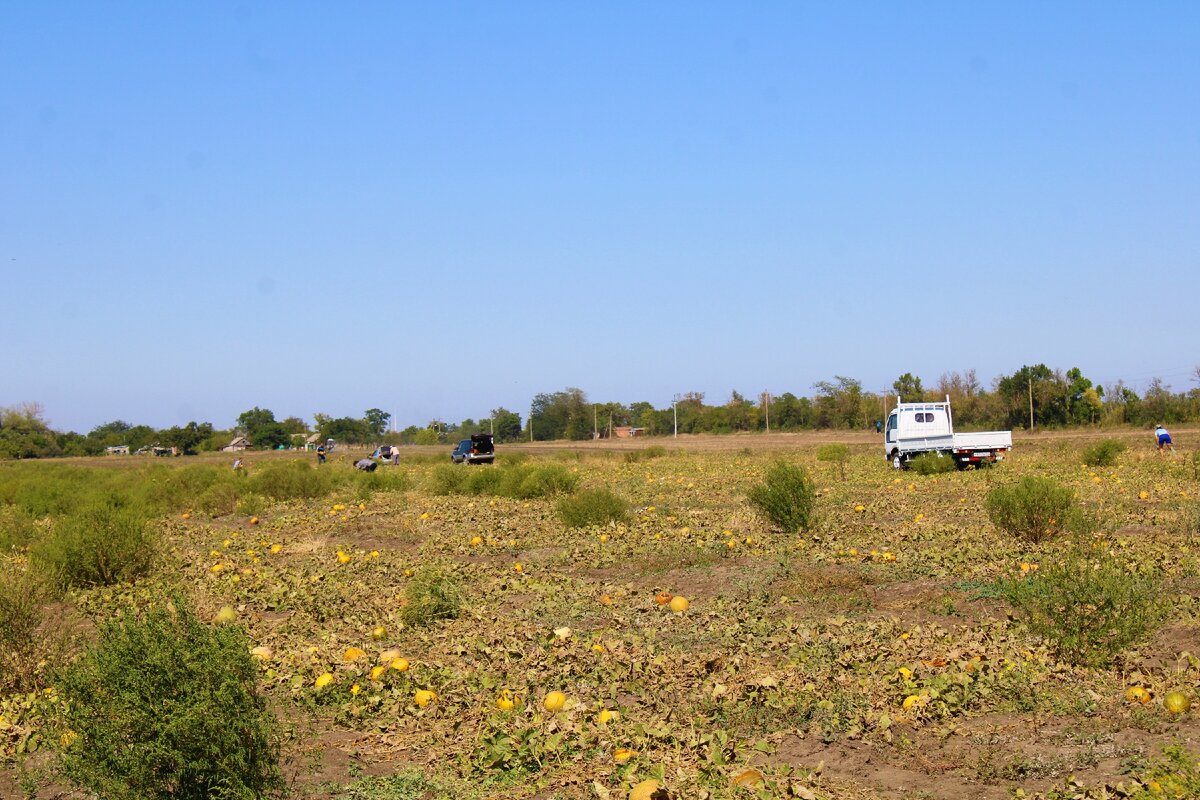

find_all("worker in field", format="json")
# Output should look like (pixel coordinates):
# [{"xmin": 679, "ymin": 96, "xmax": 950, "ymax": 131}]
[
  {"xmin": 1154, "ymin": 423, "xmax": 1174, "ymax": 455},
  {"xmin": 316, "ymin": 443, "xmax": 327, "ymax": 464},
  {"xmin": 354, "ymin": 458, "xmax": 378, "ymax": 472}
]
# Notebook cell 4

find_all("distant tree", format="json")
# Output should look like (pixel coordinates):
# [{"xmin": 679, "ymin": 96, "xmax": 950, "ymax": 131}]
[
  {"xmin": 280, "ymin": 416, "xmax": 308, "ymax": 435},
  {"xmin": 490, "ymin": 408, "xmax": 522, "ymax": 443},
  {"xmin": 363, "ymin": 409, "xmax": 391, "ymax": 438},
  {"xmin": 0, "ymin": 404, "xmax": 61, "ymax": 459},
  {"xmin": 159, "ymin": 422, "xmax": 215, "ymax": 455},
  {"xmin": 813, "ymin": 377, "xmax": 864, "ymax": 429},
  {"xmin": 529, "ymin": 388, "xmax": 590, "ymax": 441},
  {"xmin": 319, "ymin": 416, "xmax": 372, "ymax": 444},
  {"xmin": 892, "ymin": 373, "xmax": 925, "ymax": 402},
  {"xmin": 236, "ymin": 408, "xmax": 289, "ymax": 449}
]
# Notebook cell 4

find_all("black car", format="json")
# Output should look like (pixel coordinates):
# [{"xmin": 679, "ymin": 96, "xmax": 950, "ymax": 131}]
[{"xmin": 451, "ymin": 433, "xmax": 495, "ymax": 465}]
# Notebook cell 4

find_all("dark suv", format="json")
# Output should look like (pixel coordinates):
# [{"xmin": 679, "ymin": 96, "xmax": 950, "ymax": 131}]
[{"xmin": 451, "ymin": 433, "xmax": 495, "ymax": 465}]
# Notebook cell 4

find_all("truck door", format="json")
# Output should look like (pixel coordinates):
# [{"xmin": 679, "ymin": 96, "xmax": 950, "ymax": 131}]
[{"xmin": 885, "ymin": 413, "xmax": 898, "ymax": 444}]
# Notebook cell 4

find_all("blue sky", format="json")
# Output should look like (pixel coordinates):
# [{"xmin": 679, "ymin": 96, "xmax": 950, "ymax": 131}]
[{"xmin": 3, "ymin": 3, "xmax": 1197, "ymax": 432}]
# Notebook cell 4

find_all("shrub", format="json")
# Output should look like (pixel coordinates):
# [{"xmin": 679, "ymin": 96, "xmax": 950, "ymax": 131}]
[
  {"xmin": 747, "ymin": 461, "xmax": 817, "ymax": 532},
  {"xmin": 557, "ymin": 489, "xmax": 630, "ymax": 528},
  {"xmin": 623, "ymin": 445, "xmax": 667, "ymax": 464},
  {"xmin": 353, "ymin": 469, "xmax": 409, "ymax": 500},
  {"xmin": 248, "ymin": 460, "xmax": 334, "ymax": 501},
  {"xmin": 0, "ymin": 566, "xmax": 61, "ymax": 692},
  {"xmin": 34, "ymin": 504, "xmax": 155, "ymax": 588},
  {"xmin": 427, "ymin": 464, "xmax": 469, "ymax": 496},
  {"xmin": 1004, "ymin": 545, "xmax": 1166, "ymax": 667},
  {"xmin": 815, "ymin": 443, "xmax": 850, "ymax": 480},
  {"xmin": 985, "ymin": 476, "xmax": 1075, "ymax": 543},
  {"xmin": 54, "ymin": 597, "xmax": 283, "ymax": 800},
  {"xmin": 909, "ymin": 452, "xmax": 956, "ymax": 475},
  {"xmin": 400, "ymin": 568, "xmax": 463, "ymax": 627},
  {"xmin": 196, "ymin": 481, "xmax": 239, "ymax": 517},
  {"xmin": 428, "ymin": 463, "xmax": 579, "ymax": 500},
  {"xmin": 1082, "ymin": 439, "xmax": 1127, "ymax": 467},
  {"xmin": 0, "ymin": 506, "xmax": 38, "ymax": 553},
  {"xmin": 507, "ymin": 464, "xmax": 579, "ymax": 499}
]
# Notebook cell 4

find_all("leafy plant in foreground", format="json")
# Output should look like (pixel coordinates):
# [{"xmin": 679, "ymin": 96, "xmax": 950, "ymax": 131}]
[
  {"xmin": 1082, "ymin": 439, "xmax": 1127, "ymax": 467},
  {"xmin": 1004, "ymin": 544, "xmax": 1166, "ymax": 668},
  {"xmin": 557, "ymin": 488, "xmax": 629, "ymax": 528},
  {"xmin": 400, "ymin": 567, "xmax": 463, "ymax": 627},
  {"xmin": 54, "ymin": 597, "xmax": 283, "ymax": 800},
  {"xmin": 34, "ymin": 503, "xmax": 156, "ymax": 588},
  {"xmin": 985, "ymin": 475, "xmax": 1076, "ymax": 543},
  {"xmin": 908, "ymin": 452, "xmax": 956, "ymax": 475},
  {"xmin": 747, "ymin": 461, "xmax": 817, "ymax": 532}
]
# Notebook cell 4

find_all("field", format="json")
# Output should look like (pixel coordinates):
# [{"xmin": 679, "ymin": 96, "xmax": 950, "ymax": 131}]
[{"xmin": 2, "ymin": 429, "xmax": 1199, "ymax": 799}]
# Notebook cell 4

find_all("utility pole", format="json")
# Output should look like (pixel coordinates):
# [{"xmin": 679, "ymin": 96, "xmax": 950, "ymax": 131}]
[
  {"xmin": 672, "ymin": 395, "xmax": 679, "ymax": 438},
  {"xmin": 593, "ymin": 404, "xmax": 598, "ymax": 439},
  {"xmin": 763, "ymin": 391, "xmax": 770, "ymax": 433},
  {"xmin": 1028, "ymin": 377, "xmax": 1035, "ymax": 431},
  {"xmin": 530, "ymin": 407, "xmax": 534, "ymax": 442}
]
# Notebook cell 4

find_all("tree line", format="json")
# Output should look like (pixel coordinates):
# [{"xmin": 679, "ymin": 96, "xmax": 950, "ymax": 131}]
[{"xmin": 2, "ymin": 364, "xmax": 1198, "ymax": 459}]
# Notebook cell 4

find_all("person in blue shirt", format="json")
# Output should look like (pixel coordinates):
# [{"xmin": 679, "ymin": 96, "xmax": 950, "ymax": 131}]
[{"xmin": 1154, "ymin": 424, "xmax": 1174, "ymax": 454}]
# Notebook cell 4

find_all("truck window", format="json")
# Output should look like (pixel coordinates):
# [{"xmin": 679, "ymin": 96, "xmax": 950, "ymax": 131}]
[{"xmin": 887, "ymin": 414, "xmax": 897, "ymax": 431}]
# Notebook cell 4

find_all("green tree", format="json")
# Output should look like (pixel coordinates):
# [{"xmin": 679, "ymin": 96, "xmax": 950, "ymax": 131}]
[
  {"xmin": 158, "ymin": 422, "xmax": 214, "ymax": 455},
  {"xmin": 236, "ymin": 408, "xmax": 290, "ymax": 450},
  {"xmin": 529, "ymin": 388, "xmax": 591, "ymax": 441},
  {"xmin": 813, "ymin": 377, "xmax": 864, "ymax": 429},
  {"xmin": 892, "ymin": 373, "xmax": 925, "ymax": 402},
  {"xmin": 491, "ymin": 408, "xmax": 522, "ymax": 442},
  {"xmin": 363, "ymin": 408, "xmax": 391, "ymax": 438},
  {"xmin": 280, "ymin": 416, "xmax": 308, "ymax": 435},
  {"xmin": 0, "ymin": 404, "xmax": 61, "ymax": 459}
]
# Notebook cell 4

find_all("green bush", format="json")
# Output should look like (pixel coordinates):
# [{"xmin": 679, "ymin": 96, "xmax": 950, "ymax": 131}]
[
  {"xmin": 0, "ymin": 506, "xmax": 38, "ymax": 553},
  {"xmin": 815, "ymin": 443, "xmax": 850, "ymax": 480},
  {"xmin": 427, "ymin": 464, "xmax": 469, "ymax": 496},
  {"xmin": 909, "ymin": 452, "xmax": 956, "ymax": 475},
  {"xmin": 557, "ymin": 489, "xmax": 630, "ymax": 528},
  {"xmin": 0, "ymin": 566, "xmax": 61, "ymax": 692},
  {"xmin": 623, "ymin": 445, "xmax": 667, "ymax": 464},
  {"xmin": 747, "ymin": 461, "xmax": 817, "ymax": 532},
  {"xmin": 34, "ymin": 504, "xmax": 156, "ymax": 588},
  {"xmin": 1004, "ymin": 545, "xmax": 1166, "ymax": 667},
  {"xmin": 427, "ymin": 463, "xmax": 578, "ymax": 500},
  {"xmin": 197, "ymin": 481, "xmax": 239, "ymax": 517},
  {"xmin": 353, "ymin": 468, "xmax": 409, "ymax": 500},
  {"xmin": 985, "ymin": 476, "xmax": 1075, "ymax": 543},
  {"xmin": 507, "ymin": 464, "xmax": 579, "ymax": 499},
  {"xmin": 1082, "ymin": 439, "xmax": 1127, "ymax": 467},
  {"xmin": 54, "ymin": 598, "xmax": 283, "ymax": 800},
  {"xmin": 248, "ymin": 460, "xmax": 334, "ymax": 501},
  {"xmin": 400, "ymin": 568, "xmax": 463, "ymax": 627}
]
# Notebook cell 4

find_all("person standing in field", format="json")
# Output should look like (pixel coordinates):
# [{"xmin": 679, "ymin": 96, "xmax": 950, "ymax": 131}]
[
  {"xmin": 316, "ymin": 443, "xmax": 326, "ymax": 464},
  {"xmin": 1154, "ymin": 424, "xmax": 1174, "ymax": 455}
]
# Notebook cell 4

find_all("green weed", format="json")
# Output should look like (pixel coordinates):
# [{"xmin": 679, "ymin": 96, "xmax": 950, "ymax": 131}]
[
  {"xmin": 53, "ymin": 597, "xmax": 283, "ymax": 800},
  {"xmin": 557, "ymin": 488, "xmax": 629, "ymax": 528},
  {"xmin": 400, "ymin": 568, "xmax": 463, "ymax": 627},
  {"xmin": 985, "ymin": 476, "xmax": 1076, "ymax": 543},
  {"xmin": 1003, "ymin": 544, "xmax": 1166, "ymax": 668},
  {"xmin": 747, "ymin": 461, "xmax": 817, "ymax": 532}
]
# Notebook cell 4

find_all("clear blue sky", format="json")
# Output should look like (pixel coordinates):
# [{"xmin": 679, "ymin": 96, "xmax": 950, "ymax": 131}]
[{"xmin": 3, "ymin": 3, "xmax": 1197, "ymax": 433}]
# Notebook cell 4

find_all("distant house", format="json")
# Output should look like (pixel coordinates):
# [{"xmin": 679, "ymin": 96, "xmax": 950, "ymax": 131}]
[
  {"xmin": 105, "ymin": 445, "xmax": 130, "ymax": 456},
  {"xmin": 223, "ymin": 436, "xmax": 251, "ymax": 452},
  {"xmin": 303, "ymin": 433, "xmax": 322, "ymax": 451},
  {"xmin": 613, "ymin": 427, "xmax": 646, "ymax": 438}
]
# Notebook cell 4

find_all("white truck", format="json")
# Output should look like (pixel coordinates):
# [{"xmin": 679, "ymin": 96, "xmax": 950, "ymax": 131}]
[{"xmin": 883, "ymin": 397, "xmax": 1011, "ymax": 469}]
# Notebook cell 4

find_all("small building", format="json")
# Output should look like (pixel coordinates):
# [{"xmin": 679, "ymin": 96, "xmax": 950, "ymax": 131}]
[
  {"xmin": 613, "ymin": 426, "xmax": 646, "ymax": 438},
  {"xmin": 222, "ymin": 436, "xmax": 251, "ymax": 452},
  {"xmin": 303, "ymin": 433, "xmax": 322, "ymax": 451},
  {"xmin": 105, "ymin": 445, "xmax": 130, "ymax": 456}
]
